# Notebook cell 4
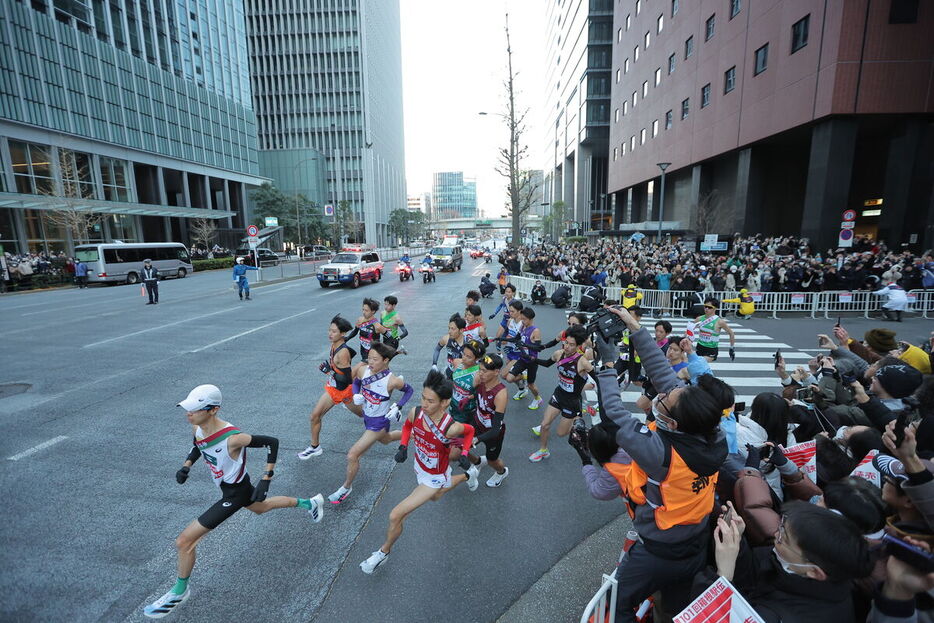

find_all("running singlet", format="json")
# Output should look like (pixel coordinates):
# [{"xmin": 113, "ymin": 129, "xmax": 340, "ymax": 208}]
[
  {"xmin": 357, "ymin": 317, "xmax": 380, "ymax": 353},
  {"xmin": 449, "ymin": 365, "xmax": 479, "ymax": 423},
  {"xmin": 381, "ymin": 311, "xmax": 399, "ymax": 340},
  {"xmin": 412, "ymin": 408, "xmax": 455, "ymax": 475},
  {"xmin": 446, "ymin": 337, "xmax": 465, "ymax": 371},
  {"xmin": 518, "ymin": 324, "xmax": 538, "ymax": 361},
  {"xmin": 556, "ymin": 352, "xmax": 586, "ymax": 394},
  {"xmin": 696, "ymin": 315, "xmax": 721, "ymax": 349},
  {"xmin": 503, "ymin": 319, "xmax": 522, "ymax": 359},
  {"xmin": 195, "ymin": 425, "xmax": 246, "ymax": 486},
  {"xmin": 475, "ymin": 382, "xmax": 506, "ymax": 432},
  {"xmin": 327, "ymin": 342, "xmax": 353, "ymax": 390},
  {"xmin": 464, "ymin": 322, "xmax": 484, "ymax": 343},
  {"xmin": 360, "ymin": 366, "xmax": 392, "ymax": 418}
]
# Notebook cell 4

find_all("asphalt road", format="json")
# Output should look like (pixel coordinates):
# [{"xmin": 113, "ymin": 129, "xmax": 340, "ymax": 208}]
[{"xmin": 1, "ymin": 263, "xmax": 930, "ymax": 623}]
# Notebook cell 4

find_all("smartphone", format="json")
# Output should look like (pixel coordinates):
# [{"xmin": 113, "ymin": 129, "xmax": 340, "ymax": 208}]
[
  {"xmin": 734, "ymin": 401, "xmax": 746, "ymax": 413},
  {"xmin": 721, "ymin": 505, "xmax": 734, "ymax": 525},
  {"xmin": 883, "ymin": 533, "xmax": 934, "ymax": 573},
  {"xmin": 773, "ymin": 350, "xmax": 782, "ymax": 369},
  {"xmin": 894, "ymin": 410, "xmax": 911, "ymax": 448},
  {"xmin": 795, "ymin": 387, "xmax": 812, "ymax": 402},
  {"xmin": 834, "ymin": 317, "xmax": 841, "ymax": 328}
]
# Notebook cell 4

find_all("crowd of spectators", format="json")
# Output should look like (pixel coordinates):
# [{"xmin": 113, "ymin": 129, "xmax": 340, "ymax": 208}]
[
  {"xmin": 503, "ymin": 234, "xmax": 934, "ymax": 294},
  {"xmin": 189, "ymin": 244, "xmax": 231, "ymax": 260}
]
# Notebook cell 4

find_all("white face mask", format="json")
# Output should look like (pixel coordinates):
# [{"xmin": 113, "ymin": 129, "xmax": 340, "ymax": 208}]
[
  {"xmin": 651, "ymin": 399, "xmax": 673, "ymax": 431},
  {"xmin": 772, "ymin": 547, "xmax": 817, "ymax": 576}
]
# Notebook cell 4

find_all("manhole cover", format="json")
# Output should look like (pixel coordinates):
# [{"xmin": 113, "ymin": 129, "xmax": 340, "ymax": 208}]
[{"xmin": 0, "ymin": 383, "xmax": 31, "ymax": 399}]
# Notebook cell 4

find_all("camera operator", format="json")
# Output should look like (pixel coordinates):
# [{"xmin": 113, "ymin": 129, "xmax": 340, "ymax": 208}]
[{"xmin": 530, "ymin": 279, "xmax": 547, "ymax": 305}]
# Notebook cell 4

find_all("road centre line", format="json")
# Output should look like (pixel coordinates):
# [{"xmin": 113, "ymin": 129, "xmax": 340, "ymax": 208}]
[
  {"xmin": 190, "ymin": 307, "xmax": 317, "ymax": 352},
  {"xmin": 83, "ymin": 306, "xmax": 243, "ymax": 348},
  {"xmin": 7, "ymin": 435, "xmax": 68, "ymax": 461}
]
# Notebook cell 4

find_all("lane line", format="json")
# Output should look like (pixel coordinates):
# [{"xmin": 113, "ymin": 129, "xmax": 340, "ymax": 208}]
[
  {"xmin": 190, "ymin": 308, "xmax": 317, "ymax": 352},
  {"xmin": 83, "ymin": 307, "xmax": 243, "ymax": 348},
  {"xmin": 7, "ymin": 435, "xmax": 68, "ymax": 461}
]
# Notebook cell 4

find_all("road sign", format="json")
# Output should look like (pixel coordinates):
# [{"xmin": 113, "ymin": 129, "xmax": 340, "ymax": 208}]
[
  {"xmin": 247, "ymin": 224, "xmax": 259, "ymax": 236},
  {"xmin": 324, "ymin": 204, "xmax": 334, "ymax": 216},
  {"xmin": 842, "ymin": 209, "xmax": 856, "ymax": 221},
  {"xmin": 704, "ymin": 233, "xmax": 718, "ymax": 244},
  {"xmin": 264, "ymin": 217, "xmax": 278, "ymax": 227},
  {"xmin": 838, "ymin": 228, "xmax": 854, "ymax": 247},
  {"xmin": 840, "ymin": 221, "xmax": 855, "ymax": 229}
]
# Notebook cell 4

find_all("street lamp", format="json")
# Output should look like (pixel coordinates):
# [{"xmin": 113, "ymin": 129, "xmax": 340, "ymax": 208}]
[{"xmin": 656, "ymin": 162, "xmax": 671, "ymax": 240}]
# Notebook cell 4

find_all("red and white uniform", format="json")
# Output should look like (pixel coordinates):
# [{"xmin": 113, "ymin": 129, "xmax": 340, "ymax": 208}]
[
  {"xmin": 464, "ymin": 322, "xmax": 485, "ymax": 343},
  {"xmin": 412, "ymin": 409, "xmax": 455, "ymax": 488}
]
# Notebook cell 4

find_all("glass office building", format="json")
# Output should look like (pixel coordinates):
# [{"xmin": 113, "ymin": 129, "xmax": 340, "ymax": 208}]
[
  {"xmin": 0, "ymin": 0, "xmax": 264, "ymax": 254},
  {"xmin": 432, "ymin": 171, "xmax": 477, "ymax": 220}
]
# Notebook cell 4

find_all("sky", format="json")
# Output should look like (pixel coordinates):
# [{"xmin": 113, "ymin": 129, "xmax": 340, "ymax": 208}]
[{"xmin": 399, "ymin": 0, "xmax": 546, "ymax": 217}]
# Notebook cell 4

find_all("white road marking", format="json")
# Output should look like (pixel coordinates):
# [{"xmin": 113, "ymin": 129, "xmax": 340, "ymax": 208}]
[
  {"xmin": 83, "ymin": 306, "xmax": 243, "ymax": 348},
  {"xmin": 7, "ymin": 435, "xmax": 68, "ymax": 461},
  {"xmin": 190, "ymin": 308, "xmax": 317, "ymax": 352}
]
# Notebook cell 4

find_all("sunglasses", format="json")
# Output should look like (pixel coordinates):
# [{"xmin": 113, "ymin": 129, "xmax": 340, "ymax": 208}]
[{"xmin": 703, "ymin": 305, "xmax": 715, "ymax": 309}]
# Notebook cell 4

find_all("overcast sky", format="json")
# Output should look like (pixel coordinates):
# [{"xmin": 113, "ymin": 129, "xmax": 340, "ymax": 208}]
[{"xmin": 399, "ymin": 0, "xmax": 545, "ymax": 217}]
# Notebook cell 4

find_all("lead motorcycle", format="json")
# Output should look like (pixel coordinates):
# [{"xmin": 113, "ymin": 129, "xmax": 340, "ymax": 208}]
[
  {"xmin": 396, "ymin": 260, "xmax": 413, "ymax": 281},
  {"xmin": 419, "ymin": 262, "xmax": 436, "ymax": 284}
]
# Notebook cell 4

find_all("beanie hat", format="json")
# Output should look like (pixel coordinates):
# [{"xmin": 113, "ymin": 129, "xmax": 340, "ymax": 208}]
[
  {"xmin": 875, "ymin": 364, "xmax": 923, "ymax": 399},
  {"xmin": 865, "ymin": 328, "xmax": 898, "ymax": 353}
]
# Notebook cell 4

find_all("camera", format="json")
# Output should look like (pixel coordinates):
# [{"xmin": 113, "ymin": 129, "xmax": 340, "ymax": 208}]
[
  {"xmin": 795, "ymin": 387, "xmax": 813, "ymax": 402},
  {"xmin": 586, "ymin": 307, "xmax": 628, "ymax": 342}
]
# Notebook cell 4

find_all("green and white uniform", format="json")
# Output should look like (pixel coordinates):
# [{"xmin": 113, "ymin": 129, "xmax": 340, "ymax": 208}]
[
  {"xmin": 449, "ymin": 364, "xmax": 479, "ymax": 423},
  {"xmin": 381, "ymin": 310, "xmax": 401, "ymax": 349},
  {"xmin": 696, "ymin": 315, "xmax": 721, "ymax": 350}
]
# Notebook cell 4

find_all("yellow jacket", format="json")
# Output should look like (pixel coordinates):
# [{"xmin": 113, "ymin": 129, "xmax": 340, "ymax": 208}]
[
  {"xmin": 621, "ymin": 289, "xmax": 643, "ymax": 308},
  {"xmin": 900, "ymin": 343, "xmax": 932, "ymax": 375},
  {"xmin": 723, "ymin": 294, "xmax": 755, "ymax": 316}
]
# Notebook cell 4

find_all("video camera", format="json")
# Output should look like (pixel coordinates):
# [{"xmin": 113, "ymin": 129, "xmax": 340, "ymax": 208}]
[{"xmin": 586, "ymin": 306, "xmax": 629, "ymax": 342}]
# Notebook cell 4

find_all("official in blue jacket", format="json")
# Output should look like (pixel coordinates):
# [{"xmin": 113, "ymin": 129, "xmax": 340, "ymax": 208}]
[{"xmin": 232, "ymin": 256, "xmax": 258, "ymax": 300}]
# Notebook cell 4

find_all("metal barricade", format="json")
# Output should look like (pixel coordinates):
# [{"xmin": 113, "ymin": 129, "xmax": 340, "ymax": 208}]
[
  {"xmin": 580, "ymin": 573, "xmax": 618, "ymax": 623},
  {"xmin": 908, "ymin": 289, "xmax": 933, "ymax": 319},
  {"xmin": 817, "ymin": 290, "xmax": 874, "ymax": 319}
]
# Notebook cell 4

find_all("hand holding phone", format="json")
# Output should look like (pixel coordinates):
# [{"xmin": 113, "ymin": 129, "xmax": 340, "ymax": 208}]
[
  {"xmin": 883, "ymin": 533, "xmax": 934, "ymax": 574},
  {"xmin": 894, "ymin": 411, "xmax": 911, "ymax": 448}
]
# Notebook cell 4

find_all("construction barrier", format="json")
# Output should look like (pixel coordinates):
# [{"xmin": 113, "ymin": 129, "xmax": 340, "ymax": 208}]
[{"xmin": 580, "ymin": 574, "xmax": 618, "ymax": 623}]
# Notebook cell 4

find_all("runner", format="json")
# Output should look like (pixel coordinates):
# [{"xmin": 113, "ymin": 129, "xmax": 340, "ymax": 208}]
[
  {"xmin": 464, "ymin": 304, "xmax": 488, "ymax": 344},
  {"xmin": 541, "ymin": 312, "xmax": 594, "ymax": 359},
  {"xmin": 692, "ymin": 297, "xmax": 736, "ymax": 361},
  {"xmin": 346, "ymin": 298, "xmax": 382, "ymax": 361},
  {"xmin": 378, "ymin": 295, "xmax": 409, "ymax": 355},
  {"xmin": 299, "ymin": 316, "xmax": 356, "ymax": 459},
  {"xmin": 496, "ymin": 300, "xmax": 526, "ymax": 394},
  {"xmin": 504, "ymin": 307, "xmax": 544, "ymax": 409},
  {"xmin": 144, "ymin": 384, "xmax": 324, "ymax": 619},
  {"xmin": 432, "ymin": 315, "xmax": 467, "ymax": 379},
  {"xmin": 359, "ymin": 370, "xmax": 479, "ymax": 574},
  {"xmin": 465, "ymin": 353, "xmax": 510, "ymax": 487},
  {"xmin": 529, "ymin": 325, "xmax": 594, "ymax": 462},
  {"xmin": 466, "ymin": 289, "xmax": 481, "ymax": 308},
  {"xmin": 448, "ymin": 340, "xmax": 484, "ymax": 428},
  {"xmin": 328, "ymin": 342, "xmax": 415, "ymax": 504},
  {"xmin": 489, "ymin": 284, "xmax": 518, "ymax": 345}
]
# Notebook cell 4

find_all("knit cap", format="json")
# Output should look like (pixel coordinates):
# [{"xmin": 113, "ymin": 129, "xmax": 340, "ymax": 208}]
[{"xmin": 864, "ymin": 328, "xmax": 898, "ymax": 353}]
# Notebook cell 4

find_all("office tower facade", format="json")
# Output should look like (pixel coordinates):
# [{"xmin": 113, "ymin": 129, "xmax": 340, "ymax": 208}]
[
  {"xmin": 246, "ymin": 0, "xmax": 406, "ymax": 246},
  {"xmin": 432, "ymin": 171, "xmax": 477, "ymax": 220},
  {"xmin": 543, "ymin": 0, "xmax": 613, "ymax": 234},
  {"xmin": 407, "ymin": 192, "xmax": 430, "ymax": 214},
  {"xmin": 0, "ymin": 0, "xmax": 263, "ymax": 254},
  {"xmin": 609, "ymin": 0, "xmax": 934, "ymax": 249}
]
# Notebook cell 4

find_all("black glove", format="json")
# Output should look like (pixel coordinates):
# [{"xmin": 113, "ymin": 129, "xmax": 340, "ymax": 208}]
[
  {"xmin": 769, "ymin": 444, "xmax": 788, "ymax": 467},
  {"xmin": 488, "ymin": 313, "xmax": 496, "ymax": 319},
  {"xmin": 176, "ymin": 466, "xmax": 190, "ymax": 484},
  {"xmin": 568, "ymin": 424, "xmax": 592, "ymax": 466},
  {"xmin": 729, "ymin": 347, "xmax": 736, "ymax": 362},
  {"xmin": 458, "ymin": 454, "xmax": 472, "ymax": 471},
  {"xmin": 251, "ymin": 478, "xmax": 271, "ymax": 503},
  {"xmin": 744, "ymin": 444, "xmax": 761, "ymax": 469},
  {"xmin": 319, "ymin": 361, "xmax": 332, "ymax": 374},
  {"xmin": 394, "ymin": 445, "xmax": 408, "ymax": 463}
]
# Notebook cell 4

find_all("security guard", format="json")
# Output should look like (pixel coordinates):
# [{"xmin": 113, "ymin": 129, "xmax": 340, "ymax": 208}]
[
  {"xmin": 722, "ymin": 288, "xmax": 755, "ymax": 319},
  {"xmin": 621, "ymin": 283, "xmax": 643, "ymax": 309},
  {"xmin": 142, "ymin": 259, "xmax": 159, "ymax": 305}
]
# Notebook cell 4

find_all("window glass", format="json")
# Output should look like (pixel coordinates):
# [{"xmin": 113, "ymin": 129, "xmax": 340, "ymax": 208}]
[
  {"xmin": 730, "ymin": 0, "xmax": 741, "ymax": 19},
  {"xmin": 791, "ymin": 15, "xmax": 809, "ymax": 53},
  {"xmin": 75, "ymin": 247, "xmax": 100, "ymax": 262},
  {"xmin": 701, "ymin": 84, "xmax": 711, "ymax": 107},
  {"xmin": 724, "ymin": 66, "xmax": 736, "ymax": 92},
  {"xmin": 754, "ymin": 44, "xmax": 768, "ymax": 75},
  {"xmin": 685, "ymin": 36, "xmax": 694, "ymax": 59},
  {"xmin": 705, "ymin": 15, "xmax": 715, "ymax": 41}
]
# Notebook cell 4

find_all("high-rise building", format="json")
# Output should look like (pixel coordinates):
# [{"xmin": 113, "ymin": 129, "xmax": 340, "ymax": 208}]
[
  {"xmin": 543, "ymin": 0, "xmax": 613, "ymax": 233},
  {"xmin": 407, "ymin": 192, "xmax": 430, "ymax": 214},
  {"xmin": 0, "ymin": 0, "xmax": 263, "ymax": 254},
  {"xmin": 609, "ymin": 0, "xmax": 934, "ymax": 249},
  {"xmin": 246, "ymin": 0, "xmax": 406, "ymax": 246},
  {"xmin": 432, "ymin": 172, "xmax": 477, "ymax": 220},
  {"xmin": 526, "ymin": 169, "xmax": 546, "ymax": 216}
]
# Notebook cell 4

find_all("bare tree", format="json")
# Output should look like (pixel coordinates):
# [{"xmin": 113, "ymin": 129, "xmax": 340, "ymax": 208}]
[
  {"xmin": 189, "ymin": 218, "xmax": 217, "ymax": 250},
  {"xmin": 42, "ymin": 148, "xmax": 103, "ymax": 246},
  {"xmin": 495, "ymin": 14, "xmax": 540, "ymax": 248},
  {"xmin": 693, "ymin": 189, "xmax": 731, "ymax": 236}
]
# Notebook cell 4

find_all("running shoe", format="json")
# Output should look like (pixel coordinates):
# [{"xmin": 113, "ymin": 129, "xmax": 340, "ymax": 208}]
[
  {"xmin": 512, "ymin": 388, "xmax": 528, "ymax": 400},
  {"xmin": 307, "ymin": 494, "xmax": 325, "ymax": 522},
  {"xmin": 360, "ymin": 549, "xmax": 389, "ymax": 574},
  {"xmin": 397, "ymin": 345, "xmax": 408, "ymax": 355},
  {"xmin": 328, "ymin": 486, "xmax": 352, "ymax": 505},
  {"xmin": 297, "ymin": 445, "xmax": 323, "ymax": 460},
  {"xmin": 528, "ymin": 449, "xmax": 550, "ymax": 462},
  {"xmin": 486, "ymin": 466, "xmax": 510, "ymax": 487},
  {"xmin": 521, "ymin": 371, "xmax": 528, "ymax": 381},
  {"xmin": 528, "ymin": 398, "xmax": 542, "ymax": 410},
  {"xmin": 143, "ymin": 587, "xmax": 190, "ymax": 619},
  {"xmin": 466, "ymin": 465, "xmax": 480, "ymax": 491},
  {"xmin": 531, "ymin": 425, "xmax": 541, "ymax": 437}
]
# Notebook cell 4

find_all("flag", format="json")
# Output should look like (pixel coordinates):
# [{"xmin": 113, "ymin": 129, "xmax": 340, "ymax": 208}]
[
  {"xmin": 673, "ymin": 576, "xmax": 764, "ymax": 623},
  {"xmin": 783, "ymin": 440, "xmax": 817, "ymax": 483}
]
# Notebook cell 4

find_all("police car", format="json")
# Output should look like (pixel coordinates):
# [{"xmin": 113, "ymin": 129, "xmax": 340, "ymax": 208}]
[{"xmin": 316, "ymin": 246, "xmax": 383, "ymax": 288}]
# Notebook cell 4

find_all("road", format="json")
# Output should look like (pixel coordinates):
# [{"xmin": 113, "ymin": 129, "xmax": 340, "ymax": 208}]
[{"xmin": 1, "ymin": 262, "xmax": 929, "ymax": 622}]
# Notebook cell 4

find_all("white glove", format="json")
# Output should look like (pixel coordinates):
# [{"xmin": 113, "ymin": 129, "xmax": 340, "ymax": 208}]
[
  {"xmin": 386, "ymin": 404, "xmax": 401, "ymax": 422},
  {"xmin": 352, "ymin": 394, "xmax": 366, "ymax": 406},
  {"xmin": 431, "ymin": 364, "xmax": 438, "ymax": 372}
]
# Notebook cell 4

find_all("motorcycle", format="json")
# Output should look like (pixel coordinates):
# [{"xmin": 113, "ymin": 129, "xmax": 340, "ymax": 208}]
[
  {"xmin": 419, "ymin": 263, "xmax": 436, "ymax": 283},
  {"xmin": 483, "ymin": 252, "xmax": 492, "ymax": 264},
  {"xmin": 396, "ymin": 260, "xmax": 413, "ymax": 282}
]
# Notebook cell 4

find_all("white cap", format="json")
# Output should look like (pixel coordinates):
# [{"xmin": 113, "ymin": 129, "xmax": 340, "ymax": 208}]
[
  {"xmin": 236, "ymin": 256, "xmax": 244, "ymax": 263},
  {"xmin": 178, "ymin": 384, "xmax": 222, "ymax": 411}
]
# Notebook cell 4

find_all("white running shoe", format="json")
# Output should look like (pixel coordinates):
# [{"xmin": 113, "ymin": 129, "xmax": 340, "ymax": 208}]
[
  {"xmin": 398, "ymin": 345, "xmax": 408, "ymax": 355},
  {"xmin": 532, "ymin": 425, "xmax": 541, "ymax": 436},
  {"xmin": 486, "ymin": 467, "xmax": 510, "ymax": 487},
  {"xmin": 528, "ymin": 449, "xmax": 550, "ymax": 462},
  {"xmin": 528, "ymin": 398, "xmax": 542, "ymax": 410},
  {"xmin": 143, "ymin": 587, "xmax": 190, "ymax": 619},
  {"xmin": 360, "ymin": 549, "xmax": 389, "ymax": 574},
  {"xmin": 328, "ymin": 486, "xmax": 352, "ymax": 505},
  {"xmin": 298, "ymin": 445, "xmax": 323, "ymax": 460},
  {"xmin": 512, "ymin": 388, "xmax": 528, "ymax": 400},
  {"xmin": 466, "ymin": 465, "xmax": 480, "ymax": 491},
  {"xmin": 307, "ymin": 494, "xmax": 325, "ymax": 522}
]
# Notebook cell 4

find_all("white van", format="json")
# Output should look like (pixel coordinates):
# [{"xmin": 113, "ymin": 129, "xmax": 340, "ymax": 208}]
[{"xmin": 75, "ymin": 242, "xmax": 193, "ymax": 284}]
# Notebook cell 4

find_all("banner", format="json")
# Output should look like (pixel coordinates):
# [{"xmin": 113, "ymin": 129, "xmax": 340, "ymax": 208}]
[
  {"xmin": 790, "ymin": 294, "xmax": 805, "ymax": 305},
  {"xmin": 783, "ymin": 440, "xmax": 817, "ymax": 483},
  {"xmin": 849, "ymin": 449, "xmax": 880, "ymax": 487},
  {"xmin": 673, "ymin": 576, "xmax": 765, "ymax": 623},
  {"xmin": 838, "ymin": 293, "xmax": 852, "ymax": 303},
  {"xmin": 748, "ymin": 292, "xmax": 763, "ymax": 302}
]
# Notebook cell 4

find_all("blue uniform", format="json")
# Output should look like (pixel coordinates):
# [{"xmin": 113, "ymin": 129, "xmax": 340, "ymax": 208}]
[{"xmin": 232, "ymin": 263, "xmax": 258, "ymax": 298}]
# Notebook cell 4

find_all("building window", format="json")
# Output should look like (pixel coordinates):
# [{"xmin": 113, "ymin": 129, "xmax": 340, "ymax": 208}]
[
  {"xmin": 622, "ymin": 141, "xmax": 627, "ymax": 156},
  {"xmin": 640, "ymin": 128, "xmax": 646, "ymax": 144},
  {"xmin": 634, "ymin": 45, "xmax": 639, "ymax": 61},
  {"xmin": 672, "ymin": 0, "xmax": 679, "ymax": 17},
  {"xmin": 701, "ymin": 83, "xmax": 711, "ymax": 107},
  {"xmin": 636, "ymin": 0, "xmax": 641, "ymax": 15},
  {"xmin": 754, "ymin": 44, "xmax": 768, "ymax": 75},
  {"xmin": 705, "ymin": 15, "xmax": 716, "ymax": 40},
  {"xmin": 58, "ymin": 149, "xmax": 96, "ymax": 199},
  {"xmin": 9, "ymin": 141, "xmax": 53, "ymax": 195},
  {"xmin": 613, "ymin": 147, "xmax": 618, "ymax": 161},
  {"xmin": 685, "ymin": 36, "xmax": 694, "ymax": 59},
  {"xmin": 100, "ymin": 157, "xmax": 130, "ymax": 202},
  {"xmin": 617, "ymin": 28, "xmax": 623, "ymax": 42},
  {"xmin": 626, "ymin": 13, "xmax": 631, "ymax": 30},
  {"xmin": 791, "ymin": 15, "xmax": 810, "ymax": 53},
  {"xmin": 644, "ymin": 31, "xmax": 651, "ymax": 49},
  {"xmin": 668, "ymin": 53, "xmax": 676, "ymax": 74},
  {"xmin": 730, "ymin": 0, "xmax": 741, "ymax": 19},
  {"xmin": 615, "ymin": 108, "xmax": 620, "ymax": 122},
  {"xmin": 630, "ymin": 135, "xmax": 636, "ymax": 151},
  {"xmin": 632, "ymin": 91, "xmax": 637, "ymax": 107},
  {"xmin": 890, "ymin": 0, "xmax": 920, "ymax": 24},
  {"xmin": 642, "ymin": 81, "xmax": 649, "ymax": 98},
  {"xmin": 665, "ymin": 109, "xmax": 673, "ymax": 129},
  {"xmin": 623, "ymin": 100, "xmax": 629, "ymax": 115},
  {"xmin": 616, "ymin": 68, "xmax": 621, "ymax": 83},
  {"xmin": 652, "ymin": 119, "xmax": 659, "ymax": 137},
  {"xmin": 657, "ymin": 14, "xmax": 664, "ymax": 33},
  {"xmin": 655, "ymin": 67, "xmax": 662, "ymax": 86},
  {"xmin": 681, "ymin": 98, "xmax": 690, "ymax": 119},
  {"xmin": 724, "ymin": 66, "xmax": 736, "ymax": 93},
  {"xmin": 624, "ymin": 58, "xmax": 630, "ymax": 73}
]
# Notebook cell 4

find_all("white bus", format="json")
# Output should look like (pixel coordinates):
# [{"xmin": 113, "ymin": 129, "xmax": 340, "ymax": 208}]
[{"xmin": 74, "ymin": 242, "xmax": 193, "ymax": 285}]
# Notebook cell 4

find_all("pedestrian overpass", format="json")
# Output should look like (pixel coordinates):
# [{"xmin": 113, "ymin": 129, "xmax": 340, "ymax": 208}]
[{"xmin": 435, "ymin": 215, "xmax": 543, "ymax": 235}]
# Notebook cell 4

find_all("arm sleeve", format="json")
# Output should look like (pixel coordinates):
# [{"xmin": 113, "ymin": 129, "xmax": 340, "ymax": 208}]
[
  {"xmin": 542, "ymin": 337, "xmax": 560, "ymax": 349},
  {"xmin": 400, "ymin": 417, "xmax": 414, "ymax": 445},
  {"xmin": 903, "ymin": 478, "xmax": 934, "ymax": 533},
  {"xmin": 596, "ymin": 369, "xmax": 668, "ymax": 469},
  {"xmin": 352, "ymin": 378, "xmax": 362, "ymax": 394},
  {"xmin": 862, "ymin": 396, "xmax": 897, "ymax": 430},
  {"xmin": 432, "ymin": 341, "xmax": 443, "ymax": 366},
  {"xmin": 582, "ymin": 464, "xmax": 623, "ymax": 501},
  {"xmin": 459, "ymin": 424, "xmax": 475, "ymax": 450},
  {"xmin": 345, "ymin": 327, "xmax": 359, "ymax": 340},
  {"xmin": 185, "ymin": 444, "xmax": 201, "ymax": 464},
  {"xmin": 630, "ymin": 327, "xmax": 682, "ymax": 394},
  {"xmin": 536, "ymin": 357, "xmax": 557, "ymax": 367},
  {"xmin": 829, "ymin": 347, "xmax": 870, "ymax": 379},
  {"xmin": 475, "ymin": 412, "xmax": 505, "ymax": 443},
  {"xmin": 397, "ymin": 324, "xmax": 409, "ymax": 340},
  {"xmin": 333, "ymin": 368, "xmax": 353, "ymax": 391},
  {"xmin": 397, "ymin": 382, "xmax": 414, "ymax": 407},
  {"xmin": 246, "ymin": 434, "xmax": 279, "ymax": 464}
]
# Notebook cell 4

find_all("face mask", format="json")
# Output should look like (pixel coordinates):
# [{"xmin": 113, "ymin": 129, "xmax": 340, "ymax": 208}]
[
  {"xmin": 772, "ymin": 547, "xmax": 817, "ymax": 576},
  {"xmin": 651, "ymin": 401, "xmax": 672, "ymax": 431}
]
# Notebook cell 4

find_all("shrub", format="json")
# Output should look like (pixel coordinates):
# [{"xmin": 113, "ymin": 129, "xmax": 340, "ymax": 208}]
[{"xmin": 193, "ymin": 257, "xmax": 236, "ymax": 272}]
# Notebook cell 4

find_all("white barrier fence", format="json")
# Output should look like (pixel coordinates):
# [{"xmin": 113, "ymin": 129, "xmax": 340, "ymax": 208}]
[
  {"xmin": 580, "ymin": 573, "xmax": 618, "ymax": 623},
  {"xmin": 508, "ymin": 273, "xmax": 932, "ymax": 319}
]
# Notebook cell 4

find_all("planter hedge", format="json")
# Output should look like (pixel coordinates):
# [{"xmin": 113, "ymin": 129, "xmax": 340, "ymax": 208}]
[{"xmin": 192, "ymin": 258, "xmax": 236, "ymax": 271}]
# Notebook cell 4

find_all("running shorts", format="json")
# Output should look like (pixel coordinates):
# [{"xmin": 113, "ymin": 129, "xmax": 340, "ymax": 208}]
[
  {"xmin": 198, "ymin": 475, "xmax": 254, "ymax": 529},
  {"xmin": 414, "ymin": 463, "xmax": 452, "ymax": 489},
  {"xmin": 549, "ymin": 390, "xmax": 582, "ymax": 419},
  {"xmin": 326, "ymin": 384, "xmax": 354, "ymax": 404},
  {"xmin": 510, "ymin": 359, "xmax": 538, "ymax": 383},
  {"xmin": 363, "ymin": 415, "xmax": 390, "ymax": 433},
  {"xmin": 478, "ymin": 424, "xmax": 506, "ymax": 461},
  {"xmin": 695, "ymin": 344, "xmax": 719, "ymax": 360}
]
